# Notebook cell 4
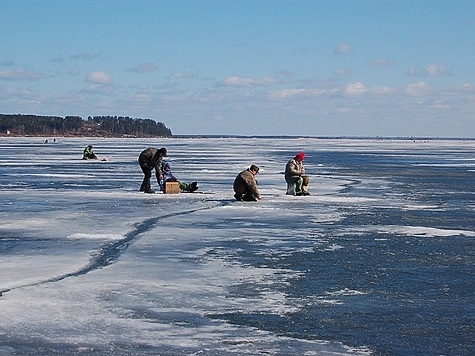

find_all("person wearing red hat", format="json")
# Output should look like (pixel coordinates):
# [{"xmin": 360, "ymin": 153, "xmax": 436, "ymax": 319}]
[{"xmin": 285, "ymin": 152, "xmax": 310, "ymax": 196}]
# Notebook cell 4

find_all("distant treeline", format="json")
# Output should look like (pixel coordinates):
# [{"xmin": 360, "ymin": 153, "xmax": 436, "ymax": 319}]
[{"xmin": 0, "ymin": 114, "xmax": 172, "ymax": 137}]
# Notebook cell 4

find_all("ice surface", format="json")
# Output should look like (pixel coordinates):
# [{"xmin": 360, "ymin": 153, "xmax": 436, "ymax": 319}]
[{"xmin": 0, "ymin": 137, "xmax": 473, "ymax": 355}]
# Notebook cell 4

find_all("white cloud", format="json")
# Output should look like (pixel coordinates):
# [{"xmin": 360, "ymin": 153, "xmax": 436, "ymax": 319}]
[
  {"xmin": 219, "ymin": 75, "xmax": 277, "ymax": 87},
  {"xmin": 268, "ymin": 89, "xmax": 307, "ymax": 99},
  {"xmin": 86, "ymin": 71, "xmax": 113, "ymax": 84},
  {"xmin": 0, "ymin": 85, "xmax": 36, "ymax": 97},
  {"xmin": 126, "ymin": 91, "xmax": 152, "ymax": 102},
  {"xmin": 406, "ymin": 63, "xmax": 449, "ymax": 77},
  {"xmin": 257, "ymin": 76, "xmax": 277, "ymax": 85},
  {"xmin": 370, "ymin": 86, "xmax": 396, "ymax": 95},
  {"xmin": 173, "ymin": 72, "xmax": 197, "ymax": 79},
  {"xmin": 83, "ymin": 84, "xmax": 113, "ymax": 94},
  {"xmin": 221, "ymin": 76, "xmax": 254, "ymax": 87},
  {"xmin": 333, "ymin": 43, "xmax": 352, "ymax": 55},
  {"xmin": 344, "ymin": 82, "xmax": 368, "ymax": 96},
  {"xmin": 333, "ymin": 68, "xmax": 351, "ymax": 77},
  {"xmin": 406, "ymin": 82, "xmax": 431, "ymax": 96},
  {"xmin": 426, "ymin": 63, "xmax": 448, "ymax": 77},
  {"xmin": 268, "ymin": 83, "xmax": 397, "ymax": 100},
  {"xmin": 268, "ymin": 88, "xmax": 331, "ymax": 100},
  {"xmin": 0, "ymin": 69, "xmax": 42, "ymax": 80}
]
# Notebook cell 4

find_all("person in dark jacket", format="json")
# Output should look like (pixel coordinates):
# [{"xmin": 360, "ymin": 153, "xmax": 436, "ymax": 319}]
[
  {"xmin": 233, "ymin": 164, "xmax": 262, "ymax": 201},
  {"xmin": 138, "ymin": 147, "xmax": 168, "ymax": 194},
  {"xmin": 285, "ymin": 152, "xmax": 310, "ymax": 195},
  {"xmin": 161, "ymin": 161, "xmax": 198, "ymax": 192}
]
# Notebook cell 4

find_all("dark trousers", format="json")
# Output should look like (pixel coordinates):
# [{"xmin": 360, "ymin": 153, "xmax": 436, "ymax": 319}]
[
  {"xmin": 234, "ymin": 191, "xmax": 257, "ymax": 201},
  {"xmin": 139, "ymin": 165, "xmax": 152, "ymax": 191}
]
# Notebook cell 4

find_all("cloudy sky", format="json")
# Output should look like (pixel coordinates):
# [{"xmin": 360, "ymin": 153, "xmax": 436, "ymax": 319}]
[{"xmin": 1, "ymin": 0, "xmax": 474, "ymax": 137}]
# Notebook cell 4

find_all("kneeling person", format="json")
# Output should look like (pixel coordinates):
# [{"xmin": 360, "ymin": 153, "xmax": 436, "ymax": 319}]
[
  {"xmin": 83, "ymin": 145, "xmax": 98, "ymax": 160},
  {"xmin": 233, "ymin": 164, "xmax": 262, "ymax": 201}
]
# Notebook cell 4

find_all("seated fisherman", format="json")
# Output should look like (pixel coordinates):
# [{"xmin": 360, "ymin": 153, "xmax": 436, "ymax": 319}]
[
  {"xmin": 83, "ymin": 145, "xmax": 98, "ymax": 160},
  {"xmin": 161, "ymin": 161, "xmax": 198, "ymax": 192},
  {"xmin": 285, "ymin": 152, "xmax": 310, "ymax": 196}
]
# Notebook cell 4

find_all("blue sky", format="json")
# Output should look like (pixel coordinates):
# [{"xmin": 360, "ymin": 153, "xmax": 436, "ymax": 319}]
[{"xmin": 1, "ymin": 0, "xmax": 474, "ymax": 137}]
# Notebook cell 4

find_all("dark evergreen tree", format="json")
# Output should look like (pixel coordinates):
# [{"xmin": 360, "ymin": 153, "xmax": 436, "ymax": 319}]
[{"xmin": 0, "ymin": 114, "xmax": 172, "ymax": 137}]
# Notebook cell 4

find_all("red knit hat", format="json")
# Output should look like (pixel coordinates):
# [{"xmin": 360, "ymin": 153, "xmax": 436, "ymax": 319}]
[{"xmin": 296, "ymin": 152, "xmax": 305, "ymax": 161}]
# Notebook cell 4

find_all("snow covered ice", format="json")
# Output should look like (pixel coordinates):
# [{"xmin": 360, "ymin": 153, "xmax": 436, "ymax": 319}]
[{"xmin": 0, "ymin": 137, "xmax": 473, "ymax": 355}]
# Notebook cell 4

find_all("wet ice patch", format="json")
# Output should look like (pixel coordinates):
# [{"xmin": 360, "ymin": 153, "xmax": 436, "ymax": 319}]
[
  {"xmin": 389, "ymin": 225, "xmax": 475, "ymax": 238},
  {"xmin": 323, "ymin": 244, "xmax": 344, "ymax": 251},
  {"xmin": 67, "ymin": 233, "xmax": 123, "ymax": 241},
  {"xmin": 336, "ymin": 225, "xmax": 475, "ymax": 238},
  {"xmin": 326, "ymin": 288, "xmax": 368, "ymax": 296},
  {"xmin": 28, "ymin": 173, "xmax": 94, "ymax": 178}
]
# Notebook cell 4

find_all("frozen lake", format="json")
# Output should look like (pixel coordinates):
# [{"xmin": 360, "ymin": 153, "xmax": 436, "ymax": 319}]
[{"xmin": 0, "ymin": 137, "xmax": 474, "ymax": 355}]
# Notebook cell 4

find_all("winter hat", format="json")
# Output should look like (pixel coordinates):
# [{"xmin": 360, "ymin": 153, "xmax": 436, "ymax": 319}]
[
  {"xmin": 296, "ymin": 152, "xmax": 305, "ymax": 161},
  {"xmin": 249, "ymin": 164, "xmax": 260, "ymax": 173},
  {"xmin": 162, "ymin": 161, "xmax": 172, "ymax": 170},
  {"xmin": 159, "ymin": 147, "xmax": 168, "ymax": 156}
]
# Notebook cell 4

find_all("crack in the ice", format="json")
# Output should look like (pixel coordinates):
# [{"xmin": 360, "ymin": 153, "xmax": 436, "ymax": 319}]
[{"xmin": 0, "ymin": 200, "xmax": 231, "ymax": 297}]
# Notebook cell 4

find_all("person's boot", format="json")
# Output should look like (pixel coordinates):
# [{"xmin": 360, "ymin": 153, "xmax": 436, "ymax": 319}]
[
  {"xmin": 190, "ymin": 181, "xmax": 198, "ymax": 192},
  {"xmin": 140, "ymin": 177, "xmax": 151, "ymax": 192},
  {"xmin": 143, "ymin": 183, "xmax": 154, "ymax": 194},
  {"xmin": 243, "ymin": 192, "xmax": 257, "ymax": 201}
]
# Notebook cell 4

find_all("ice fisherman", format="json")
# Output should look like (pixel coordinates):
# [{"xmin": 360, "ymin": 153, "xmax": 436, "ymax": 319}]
[
  {"xmin": 233, "ymin": 164, "xmax": 262, "ymax": 201},
  {"xmin": 161, "ymin": 161, "xmax": 198, "ymax": 193},
  {"xmin": 82, "ymin": 145, "xmax": 98, "ymax": 160},
  {"xmin": 285, "ymin": 152, "xmax": 310, "ymax": 196},
  {"xmin": 138, "ymin": 147, "xmax": 168, "ymax": 194}
]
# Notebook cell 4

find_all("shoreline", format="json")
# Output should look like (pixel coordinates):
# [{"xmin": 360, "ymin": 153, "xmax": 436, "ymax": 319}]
[{"xmin": 1, "ymin": 135, "xmax": 473, "ymax": 141}]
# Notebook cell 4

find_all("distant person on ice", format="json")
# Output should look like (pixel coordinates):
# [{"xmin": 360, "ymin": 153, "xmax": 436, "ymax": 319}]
[
  {"xmin": 161, "ymin": 161, "xmax": 198, "ymax": 193},
  {"xmin": 82, "ymin": 145, "xmax": 98, "ymax": 160},
  {"xmin": 285, "ymin": 152, "xmax": 310, "ymax": 196},
  {"xmin": 233, "ymin": 164, "xmax": 262, "ymax": 201},
  {"xmin": 138, "ymin": 147, "xmax": 168, "ymax": 194}
]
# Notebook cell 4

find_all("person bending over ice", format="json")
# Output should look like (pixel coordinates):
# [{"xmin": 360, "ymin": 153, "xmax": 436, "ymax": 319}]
[
  {"xmin": 138, "ymin": 147, "xmax": 168, "ymax": 194},
  {"xmin": 285, "ymin": 152, "xmax": 310, "ymax": 196},
  {"xmin": 161, "ymin": 161, "xmax": 198, "ymax": 192},
  {"xmin": 233, "ymin": 164, "xmax": 262, "ymax": 201}
]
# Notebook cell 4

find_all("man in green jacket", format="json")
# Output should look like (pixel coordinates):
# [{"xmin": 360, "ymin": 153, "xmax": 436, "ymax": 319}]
[{"xmin": 82, "ymin": 145, "xmax": 98, "ymax": 160}]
